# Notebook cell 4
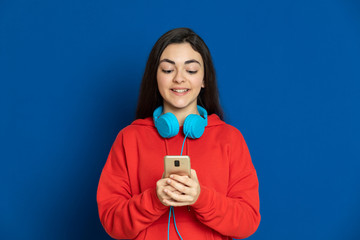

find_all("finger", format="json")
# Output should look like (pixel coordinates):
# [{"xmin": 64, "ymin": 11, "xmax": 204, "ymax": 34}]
[
  {"xmin": 169, "ymin": 174, "xmax": 194, "ymax": 187},
  {"xmin": 163, "ymin": 185, "xmax": 181, "ymax": 195},
  {"xmin": 163, "ymin": 199, "xmax": 191, "ymax": 207},
  {"xmin": 156, "ymin": 188, "xmax": 170, "ymax": 206},
  {"xmin": 156, "ymin": 178, "xmax": 169, "ymax": 187},
  {"xmin": 190, "ymin": 169, "xmax": 198, "ymax": 180},
  {"xmin": 164, "ymin": 185, "xmax": 176, "ymax": 191},
  {"xmin": 166, "ymin": 178, "xmax": 192, "ymax": 195},
  {"xmin": 162, "ymin": 192, "xmax": 182, "ymax": 200},
  {"xmin": 164, "ymin": 188, "xmax": 193, "ymax": 202}
]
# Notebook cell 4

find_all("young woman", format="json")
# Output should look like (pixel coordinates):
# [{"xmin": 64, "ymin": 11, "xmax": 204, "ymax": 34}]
[{"xmin": 97, "ymin": 28, "xmax": 260, "ymax": 240}]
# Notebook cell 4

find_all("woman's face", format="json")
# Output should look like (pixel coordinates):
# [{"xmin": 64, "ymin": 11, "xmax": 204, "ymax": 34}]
[{"xmin": 157, "ymin": 43, "xmax": 204, "ymax": 114}]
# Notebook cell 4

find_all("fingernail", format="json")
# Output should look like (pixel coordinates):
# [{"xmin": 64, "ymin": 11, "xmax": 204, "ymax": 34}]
[{"xmin": 167, "ymin": 179, "xmax": 171, "ymax": 184}]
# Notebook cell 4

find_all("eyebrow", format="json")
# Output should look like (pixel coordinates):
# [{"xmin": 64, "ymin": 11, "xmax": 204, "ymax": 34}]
[{"xmin": 159, "ymin": 58, "xmax": 201, "ymax": 66}]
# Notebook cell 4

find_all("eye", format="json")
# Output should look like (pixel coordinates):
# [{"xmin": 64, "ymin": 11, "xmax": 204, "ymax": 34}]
[
  {"xmin": 187, "ymin": 70, "xmax": 198, "ymax": 74},
  {"xmin": 162, "ymin": 69, "xmax": 173, "ymax": 74}
]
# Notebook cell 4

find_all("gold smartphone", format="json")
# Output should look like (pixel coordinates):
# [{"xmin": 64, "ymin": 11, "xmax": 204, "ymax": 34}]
[{"xmin": 164, "ymin": 155, "xmax": 191, "ymax": 178}]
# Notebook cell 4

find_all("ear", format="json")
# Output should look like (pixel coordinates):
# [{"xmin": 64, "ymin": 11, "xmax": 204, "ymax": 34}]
[{"xmin": 201, "ymin": 80, "xmax": 205, "ymax": 88}]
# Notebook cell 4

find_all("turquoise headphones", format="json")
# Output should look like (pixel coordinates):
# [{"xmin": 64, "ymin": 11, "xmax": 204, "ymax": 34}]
[{"xmin": 153, "ymin": 105, "xmax": 208, "ymax": 139}]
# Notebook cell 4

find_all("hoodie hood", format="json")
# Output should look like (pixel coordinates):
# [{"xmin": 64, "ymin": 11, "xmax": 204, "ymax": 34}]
[{"xmin": 131, "ymin": 114, "xmax": 225, "ymax": 128}]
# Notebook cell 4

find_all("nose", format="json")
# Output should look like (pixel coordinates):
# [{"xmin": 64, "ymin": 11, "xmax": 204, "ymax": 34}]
[{"xmin": 173, "ymin": 70, "xmax": 185, "ymax": 83}]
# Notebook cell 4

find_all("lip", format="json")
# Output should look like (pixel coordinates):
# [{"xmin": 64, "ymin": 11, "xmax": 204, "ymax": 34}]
[{"xmin": 170, "ymin": 88, "xmax": 190, "ymax": 96}]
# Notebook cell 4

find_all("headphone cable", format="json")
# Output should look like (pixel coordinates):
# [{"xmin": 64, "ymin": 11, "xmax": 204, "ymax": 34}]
[
  {"xmin": 180, "ymin": 132, "xmax": 189, "ymax": 156},
  {"xmin": 168, "ymin": 206, "xmax": 184, "ymax": 240},
  {"xmin": 168, "ymin": 132, "xmax": 188, "ymax": 240}
]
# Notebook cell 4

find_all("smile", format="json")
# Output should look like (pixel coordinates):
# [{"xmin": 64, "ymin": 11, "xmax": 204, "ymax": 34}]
[{"xmin": 171, "ymin": 89, "xmax": 189, "ymax": 93}]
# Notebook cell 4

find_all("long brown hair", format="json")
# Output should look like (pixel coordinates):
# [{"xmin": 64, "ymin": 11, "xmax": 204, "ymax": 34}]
[{"xmin": 135, "ymin": 28, "xmax": 224, "ymax": 120}]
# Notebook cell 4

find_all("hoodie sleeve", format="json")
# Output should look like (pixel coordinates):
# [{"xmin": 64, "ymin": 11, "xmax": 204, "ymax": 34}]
[
  {"xmin": 96, "ymin": 131, "xmax": 168, "ymax": 239},
  {"xmin": 191, "ymin": 128, "xmax": 261, "ymax": 239}
]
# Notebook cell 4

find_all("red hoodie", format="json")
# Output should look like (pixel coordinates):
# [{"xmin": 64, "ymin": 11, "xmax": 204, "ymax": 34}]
[{"xmin": 97, "ymin": 114, "xmax": 260, "ymax": 239}]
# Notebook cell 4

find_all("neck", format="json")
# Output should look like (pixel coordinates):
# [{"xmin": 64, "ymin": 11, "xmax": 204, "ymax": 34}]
[{"xmin": 163, "ymin": 104, "xmax": 199, "ymax": 126}]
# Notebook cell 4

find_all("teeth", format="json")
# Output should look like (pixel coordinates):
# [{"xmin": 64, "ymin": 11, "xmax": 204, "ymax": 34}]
[{"xmin": 172, "ymin": 89, "xmax": 188, "ymax": 93}]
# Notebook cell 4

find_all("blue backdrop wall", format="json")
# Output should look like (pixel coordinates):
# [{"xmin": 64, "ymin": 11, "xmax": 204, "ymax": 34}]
[{"xmin": 1, "ymin": 0, "xmax": 359, "ymax": 239}]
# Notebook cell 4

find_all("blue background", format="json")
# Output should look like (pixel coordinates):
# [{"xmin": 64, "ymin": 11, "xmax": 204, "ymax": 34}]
[{"xmin": 1, "ymin": 0, "xmax": 359, "ymax": 239}]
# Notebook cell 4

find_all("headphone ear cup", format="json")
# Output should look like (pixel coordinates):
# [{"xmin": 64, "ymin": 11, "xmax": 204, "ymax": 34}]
[
  {"xmin": 183, "ymin": 114, "xmax": 205, "ymax": 139},
  {"xmin": 155, "ymin": 112, "xmax": 179, "ymax": 138}
]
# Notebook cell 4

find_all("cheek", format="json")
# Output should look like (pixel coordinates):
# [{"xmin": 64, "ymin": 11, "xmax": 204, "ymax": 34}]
[
  {"xmin": 156, "ymin": 70, "xmax": 163, "ymax": 84},
  {"xmin": 192, "ymin": 74, "xmax": 205, "ymax": 88},
  {"xmin": 156, "ymin": 73, "xmax": 168, "ymax": 94}
]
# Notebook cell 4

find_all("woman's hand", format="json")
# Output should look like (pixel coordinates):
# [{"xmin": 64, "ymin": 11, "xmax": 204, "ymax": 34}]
[
  {"xmin": 162, "ymin": 169, "xmax": 201, "ymax": 207},
  {"xmin": 156, "ymin": 177, "xmax": 182, "ymax": 206}
]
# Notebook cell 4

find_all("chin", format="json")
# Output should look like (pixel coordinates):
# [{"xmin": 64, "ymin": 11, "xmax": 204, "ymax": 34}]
[{"xmin": 165, "ymin": 101, "xmax": 198, "ymax": 111}]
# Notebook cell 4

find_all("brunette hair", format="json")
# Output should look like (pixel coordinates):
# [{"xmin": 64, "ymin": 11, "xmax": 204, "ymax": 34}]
[{"xmin": 135, "ymin": 28, "xmax": 224, "ymax": 120}]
